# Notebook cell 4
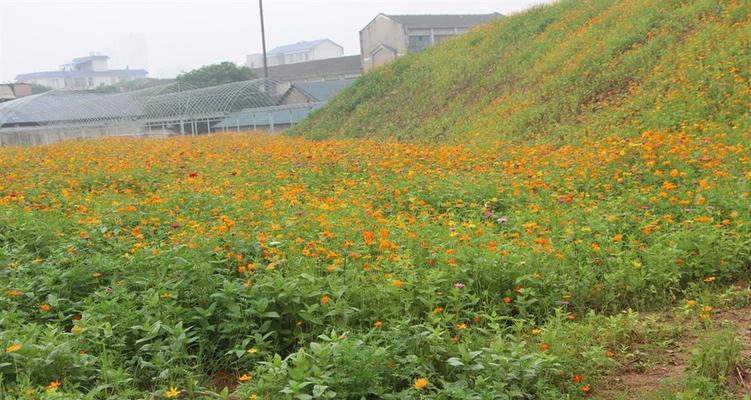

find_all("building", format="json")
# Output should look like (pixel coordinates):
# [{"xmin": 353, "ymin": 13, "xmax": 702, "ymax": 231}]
[
  {"xmin": 360, "ymin": 13, "xmax": 502, "ymax": 71},
  {"xmin": 0, "ymin": 83, "xmax": 32, "ymax": 103},
  {"xmin": 214, "ymin": 78, "xmax": 356, "ymax": 132},
  {"xmin": 15, "ymin": 53, "xmax": 148, "ymax": 90},
  {"xmin": 251, "ymin": 55, "xmax": 362, "ymax": 83},
  {"xmin": 247, "ymin": 39, "xmax": 344, "ymax": 69}
]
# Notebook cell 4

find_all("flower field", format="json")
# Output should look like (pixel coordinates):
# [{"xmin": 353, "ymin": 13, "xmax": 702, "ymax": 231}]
[{"xmin": 1, "ymin": 129, "xmax": 750, "ymax": 398}]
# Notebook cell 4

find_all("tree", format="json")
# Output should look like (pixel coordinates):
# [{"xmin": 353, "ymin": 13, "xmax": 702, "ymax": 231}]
[
  {"xmin": 30, "ymin": 83, "xmax": 53, "ymax": 94},
  {"xmin": 176, "ymin": 62, "xmax": 257, "ymax": 89}
]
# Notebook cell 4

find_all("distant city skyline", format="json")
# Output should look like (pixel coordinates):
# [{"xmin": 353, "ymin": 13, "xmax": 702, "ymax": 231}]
[{"xmin": 0, "ymin": 0, "xmax": 556, "ymax": 82}]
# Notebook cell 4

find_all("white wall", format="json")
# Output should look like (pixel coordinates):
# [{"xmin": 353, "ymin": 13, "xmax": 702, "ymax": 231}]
[
  {"xmin": 32, "ymin": 77, "xmax": 65, "ymax": 89},
  {"xmin": 360, "ymin": 15, "xmax": 407, "ymax": 71},
  {"xmin": 312, "ymin": 41, "xmax": 344, "ymax": 61},
  {"xmin": 90, "ymin": 59, "xmax": 108, "ymax": 71}
]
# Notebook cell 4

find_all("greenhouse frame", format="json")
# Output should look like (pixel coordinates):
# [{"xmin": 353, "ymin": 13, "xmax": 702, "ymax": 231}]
[{"xmin": 0, "ymin": 78, "xmax": 323, "ymax": 146}]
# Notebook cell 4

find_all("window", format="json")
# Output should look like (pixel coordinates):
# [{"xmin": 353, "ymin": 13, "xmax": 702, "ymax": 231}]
[{"xmin": 408, "ymin": 35, "xmax": 431, "ymax": 53}]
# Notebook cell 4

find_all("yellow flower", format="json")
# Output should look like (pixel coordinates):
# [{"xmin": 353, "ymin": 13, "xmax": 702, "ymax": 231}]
[
  {"xmin": 6, "ymin": 343, "xmax": 21, "ymax": 353},
  {"xmin": 166, "ymin": 387, "xmax": 180, "ymax": 398},
  {"xmin": 414, "ymin": 378, "xmax": 428, "ymax": 389},
  {"xmin": 456, "ymin": 323, "xmax": 467, "ymax": 330},
  {"xmin": 531, "ymin": 328, "xmax": 542, "ymax": 335},
  {"xmin": 247, "ymin": 347, "xmax": 258, "ymax": 354},
  {"xmin": 71, "ymin": 325, "xmax": 83, "ymax": 334},
  {"xmin": 239, "ymin": 374, "xmax": 253, "ymax": 382},
  {"xmin": 703, "ymin": 276, "xmax": 716, "ymax": 283},
  {"xmin": 686, "ymin": 299, "xmax": 696, "ymax": 306}
]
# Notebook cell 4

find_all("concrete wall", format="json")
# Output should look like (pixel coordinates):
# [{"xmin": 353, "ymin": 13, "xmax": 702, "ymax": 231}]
[{"xmin": 360, "ymin": 15, "xmax": 407, "ymax": 71}]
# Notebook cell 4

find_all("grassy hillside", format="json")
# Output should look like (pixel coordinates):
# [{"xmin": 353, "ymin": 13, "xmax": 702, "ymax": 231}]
[{"xmin": 292, "ymin": 0, "xmax": 750, "ymax": 142}]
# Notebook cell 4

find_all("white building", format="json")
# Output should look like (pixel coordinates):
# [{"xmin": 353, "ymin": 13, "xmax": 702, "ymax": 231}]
[
  {"xmin": 360, "ymin": 14, "xmax": 502, "ymax": 71},
  {"xmin": 15, "ymin": 53, "xmax": 148, "ymax": 90},
  {"xmin": 247, "ymin": 39, "xmax": 344, "ymax": 69}
]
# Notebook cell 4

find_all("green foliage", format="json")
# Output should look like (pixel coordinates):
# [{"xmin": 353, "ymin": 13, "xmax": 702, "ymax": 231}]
[
  {"xmin": 176, "ymin": 62, "xmax": 257, "ymax": 89},
  {"xmin": 291, "ymin": 0, "xmax": 751, "ymax": 142},
  {"xmin": 688, "ymin": 328, "xmax": 744, "ymax": 385},
  {"xmin": 29, "ymin": 83, "xmax": 53, "ymax": 94}
]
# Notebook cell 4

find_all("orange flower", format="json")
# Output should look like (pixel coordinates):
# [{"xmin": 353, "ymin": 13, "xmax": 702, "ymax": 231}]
[
  {"xmin": 432, "ymin": 306, "xmax": 444, "ymax": 314},
  {"xmin": 581, "ymin": 384, "xmax": 591, "ymax": 393},
  {"xmin": 539, "ymin": 343, "xmax": 550, "ymax": 351},
  {"xmin": 391, "ymin": 279, "xmax": 402, "ymax": 288},
  {"xmin": 239, "ymin": 374, "xmax": 252, "ymax": 382},
  {"xmin": 414, "ymin": 378, "xmax": 428, "ymax": 389},
  {"xmin": 374, "ymin": 320, "xmax": 383, "ymax": 327},
  {"xmin": 503, "ymin": 296, "xmax": 513, "ymax": 304},
  {"xmin": 39, "ymin": 303, "xmax": 51, "ymax": 312},
  {"xmin": 362, "ymin": 230, "xmax": 375, "ymax": 245},
  {"xmin": 320, "ymin": 295, "xmax": 332, "ymax": 304},
  {"xmin": 46, "ymin": 380, "xmax": 61, "ymax": 391},
  {"xmin": 572, "ymin": 374, "xmax": 583, "ymax": 384}
]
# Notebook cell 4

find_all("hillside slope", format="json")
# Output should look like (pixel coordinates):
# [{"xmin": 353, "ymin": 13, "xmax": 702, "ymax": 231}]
[{"xmin": 291, "ymin": 0, "xmax": 750, "ymax": 142}]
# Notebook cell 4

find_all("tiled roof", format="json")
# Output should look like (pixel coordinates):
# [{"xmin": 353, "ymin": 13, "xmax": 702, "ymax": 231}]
[
  {"xmin": 251, "ymin": 55, "xmax": 361, "ymax": 82},
  {"xmin": 385, "ymin": 13, "xmax": 502, "ymax": 29}
]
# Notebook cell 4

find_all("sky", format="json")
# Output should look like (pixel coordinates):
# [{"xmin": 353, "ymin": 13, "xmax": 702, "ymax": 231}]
[{"xmin": 0, "ymin": 0, "xmax": 556, "ymax": 82}]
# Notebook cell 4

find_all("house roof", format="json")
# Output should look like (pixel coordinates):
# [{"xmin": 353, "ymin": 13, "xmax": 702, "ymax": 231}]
[
  {"xmin": 384, "ymin": 13, "xmax": 502, "ymax": 29},
  {"xmin": 15, "ymin": 69, "xmax": 149, "ymax": 82},
  {"xmin": 292, "ymin": 79, "xmax": 356, "ymax": 102},
  {"xmin": 72, "ymin": 55, "xmax": 110, "ymax": 64},
  {"xmin": 251, "ymin": 55, "xmax": 361, "ymax": 83},
  {"xmin": 267, "ymin": 39, "xmax": 340, "ymax": 55}
]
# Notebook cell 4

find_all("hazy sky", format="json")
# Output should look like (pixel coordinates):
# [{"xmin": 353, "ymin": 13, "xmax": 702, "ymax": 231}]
[{"xmin": 0, "ymin": 0, "xmax": 555, "ymax": 82}]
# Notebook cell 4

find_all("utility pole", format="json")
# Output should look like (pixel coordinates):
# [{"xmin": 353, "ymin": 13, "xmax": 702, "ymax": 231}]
[{"xmin": 259, "ymin": 0, "xmax": 269, "ymax": 79}]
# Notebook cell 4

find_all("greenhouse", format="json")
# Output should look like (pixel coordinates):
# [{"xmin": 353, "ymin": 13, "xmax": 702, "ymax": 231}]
[{"xmin": 0, "ymin": 78, "xmax": 318, "ymax": 146}]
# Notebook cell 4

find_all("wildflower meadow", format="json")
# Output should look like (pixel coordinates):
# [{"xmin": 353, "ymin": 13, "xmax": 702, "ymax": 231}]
[{"xmin": 1, "ymin": 129, "xmax": 750, "ymax": 398}]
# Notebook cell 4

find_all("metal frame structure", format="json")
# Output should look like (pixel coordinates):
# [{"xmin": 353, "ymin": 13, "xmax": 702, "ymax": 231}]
[{"xmin": 0, "ymin": 78, "xmax": 312, "ymax": 142}]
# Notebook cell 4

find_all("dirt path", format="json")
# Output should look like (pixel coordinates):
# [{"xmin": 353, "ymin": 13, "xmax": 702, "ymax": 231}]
[{"xmin": 596, "ymin": 307, "xmax": 751, "ymax": 399}]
